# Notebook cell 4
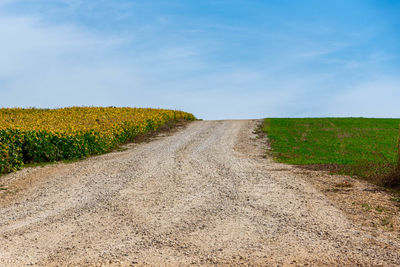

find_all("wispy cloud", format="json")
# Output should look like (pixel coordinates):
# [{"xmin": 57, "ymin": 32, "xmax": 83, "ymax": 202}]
[
  {"xmin": 327, "ymin": 76, "xmax": 400, "ymax": 118},
  {"xmin": 0, "ymin": 1, "xmax": 399, "ymax": 119},
  {"xmin": 0, "ymin": 14, "xmax": 134, "ymax": 105}
]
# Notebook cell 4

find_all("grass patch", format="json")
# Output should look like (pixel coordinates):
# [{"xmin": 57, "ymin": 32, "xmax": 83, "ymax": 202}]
[
  {"xmin": 381, "ymin": 218, "xmax": 390, "ymax": 226},
  {"xmin": 263, "ymin": 118, "xmax": 400, "ymax": 187},
  {"xmin": 361, "ymin": 203, "xmax": 372, "ymax": 211},
  {"xmin": 390, "ymin": 197, "xmax": 400, "ymax": 203}
]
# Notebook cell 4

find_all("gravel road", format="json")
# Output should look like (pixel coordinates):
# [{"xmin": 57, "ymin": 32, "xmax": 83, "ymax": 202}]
[{"xmin": 1, "ymin": 120, "xmax": 400, "ymax": 266}]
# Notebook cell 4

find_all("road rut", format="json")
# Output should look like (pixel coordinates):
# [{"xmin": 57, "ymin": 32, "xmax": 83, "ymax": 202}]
[{"xmin": 1, "ymin": 120, "xmax": 400, "ymax": 266}]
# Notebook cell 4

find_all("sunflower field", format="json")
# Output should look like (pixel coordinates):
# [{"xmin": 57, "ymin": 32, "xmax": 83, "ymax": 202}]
[{"xmin": 0, "ymin": 107, "xmax": 195, "ymax": 174}]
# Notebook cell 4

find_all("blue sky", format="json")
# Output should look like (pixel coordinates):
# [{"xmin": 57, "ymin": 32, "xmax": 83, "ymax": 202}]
[{"xmin": 0, "ymin": 0, "xmax": 399, "ymax": 119}]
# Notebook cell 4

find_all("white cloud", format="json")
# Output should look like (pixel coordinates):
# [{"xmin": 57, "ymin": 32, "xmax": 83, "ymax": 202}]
[
  {"xmin": 0, "ymin": 15, "xmax": 137, "ymax": 107},
  {"xmin": 327, "ymin": 76, "xmax": 400, "ymax": 118},
  {"xmin": 0, "ymin": 2, "xmax": 398, "ymax": 119}
]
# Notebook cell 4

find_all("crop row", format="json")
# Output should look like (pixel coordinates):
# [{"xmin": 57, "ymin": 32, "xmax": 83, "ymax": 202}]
[{"xmin": 0, "ymin": 107, "xmax": 195, "ymax": 174}]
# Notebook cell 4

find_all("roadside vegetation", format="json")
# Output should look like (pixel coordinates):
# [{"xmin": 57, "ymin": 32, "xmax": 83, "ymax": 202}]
[
  {"xmin": 263, "ymin": 118, "xmax": 400, "ymax": 188},
  {"xmin": 0, "ymin": 107, "xmax": 195, "ymax": 174}
]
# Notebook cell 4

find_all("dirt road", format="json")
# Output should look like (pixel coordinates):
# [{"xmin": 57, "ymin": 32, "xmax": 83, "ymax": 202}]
[{"xmin": 1, "ymin": 120, "xmax": 400, "ymax": 266}]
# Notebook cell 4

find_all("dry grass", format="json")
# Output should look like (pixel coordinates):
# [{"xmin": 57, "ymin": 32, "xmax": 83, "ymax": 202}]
[
  {"xmin": 379, "ymin": 124, "xmax": 400, "ymax": 188},
  {"xmin": 381, "ymin": 131, "xmax": 400, "ymax": 187}
]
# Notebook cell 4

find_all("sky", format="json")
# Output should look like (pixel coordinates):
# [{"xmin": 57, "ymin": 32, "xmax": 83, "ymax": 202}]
[{"xmin": 0, "ymin": 0, "xmax": 399, "ymax": 119}]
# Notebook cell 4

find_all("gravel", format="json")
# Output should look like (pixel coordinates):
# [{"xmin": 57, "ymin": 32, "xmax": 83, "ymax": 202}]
[{"xmin": 0, "ymin": 120, "xmax": 399, "ymax": 266}]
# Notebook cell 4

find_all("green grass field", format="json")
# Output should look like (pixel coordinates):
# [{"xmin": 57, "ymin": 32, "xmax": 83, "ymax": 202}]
[{"xmin": 263, "ymin": 118, "xmax": 400, "ymax": 186}]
